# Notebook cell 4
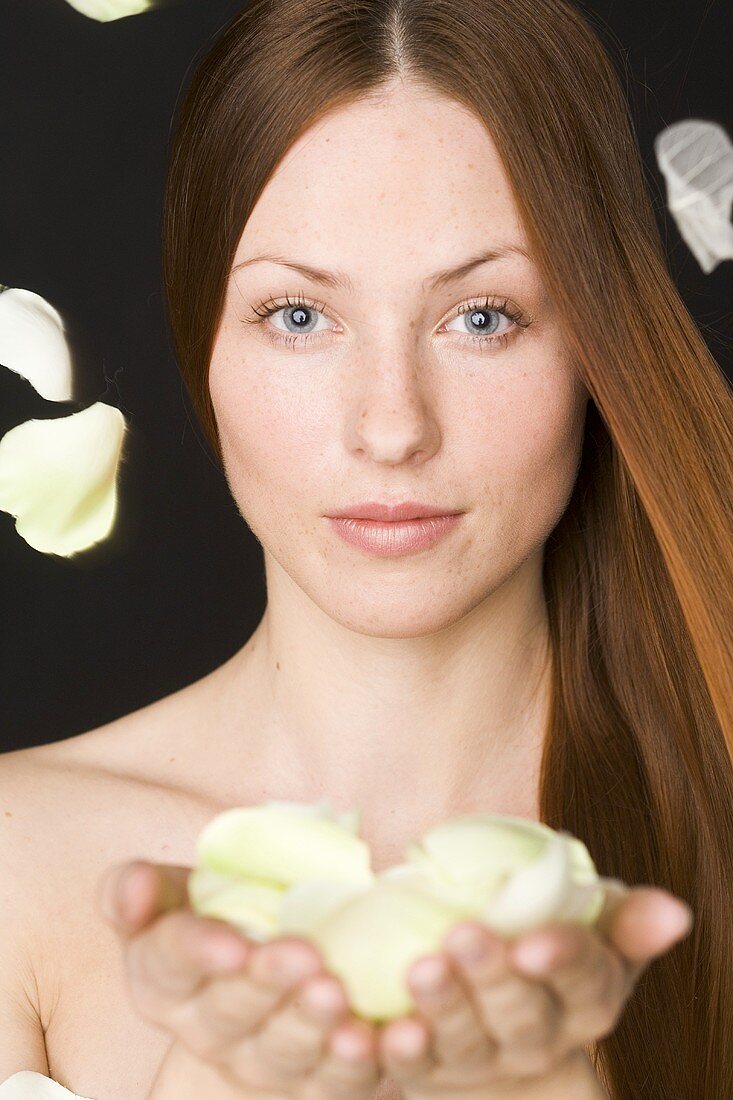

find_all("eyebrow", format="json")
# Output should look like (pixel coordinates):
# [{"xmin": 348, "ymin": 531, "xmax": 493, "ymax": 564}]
[{"xmin": 229, "ymin": 243, "xmax": 532, "ymax": 293}]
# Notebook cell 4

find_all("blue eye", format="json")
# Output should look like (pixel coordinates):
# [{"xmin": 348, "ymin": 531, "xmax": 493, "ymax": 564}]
[
  {"xmin": 261, "ymin": 300, "xmax": 330, "ymax": 338},
  {"xmin": 444, "ymin": 299, "xmax": 524, "ymax": 348},
  {"xmin": 244, "ymin": 292, "xmax": 531, "ymax": 351}
]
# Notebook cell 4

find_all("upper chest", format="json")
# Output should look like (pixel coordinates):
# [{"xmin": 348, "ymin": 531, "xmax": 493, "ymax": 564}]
[
  {"xmin": 22, "ymin": 749, "xmax": 405, "ymax": 1099},
  {"xmin": 40, "ymin": 790, "xmax": 419, "ymax": 1100},
  {"xmin": 27, "ymin": 732, "xmax": 540, "ymax": 1099}
]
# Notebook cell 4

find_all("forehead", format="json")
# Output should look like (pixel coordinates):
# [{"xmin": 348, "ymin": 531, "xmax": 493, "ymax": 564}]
[{"xmin": 232, "ymin": 87, "xmax": 530, "ymax": 281}]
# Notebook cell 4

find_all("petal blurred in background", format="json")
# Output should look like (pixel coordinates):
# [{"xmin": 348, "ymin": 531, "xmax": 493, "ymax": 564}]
[
  {"xmin": 63, "ymin": 0, "xmax": 184, "ymax": 21},
  {"xmin": 655, "ymin": 120, "xmax": 733, "ymax": 274},
  {"xmin": 1, "ymin": 0, "xmax": 730, "ymax": 749}
]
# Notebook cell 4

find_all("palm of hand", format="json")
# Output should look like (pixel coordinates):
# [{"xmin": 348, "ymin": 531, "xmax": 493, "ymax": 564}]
[{"xmin": 369, "ymin": 883, "xmax": 693, "ymax": 1100}]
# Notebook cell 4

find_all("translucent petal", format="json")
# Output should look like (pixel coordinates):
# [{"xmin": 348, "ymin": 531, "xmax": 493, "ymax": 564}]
[
  {"xmin": 278, "ymin": 877, "xmax": 374, "ymax": 936},
  {"xmin": 195, "ymin": 803, "xmax": 374, "ymax": 888},
  {"xmin": 481, "ymin": 830, "xmax": 572, "ymax": 937},
  {"xmin": 262, "ymin": 798, "xmax": 361, "ymax": 834},
  {"xmin": 398, "ymin": 818, "xmax": 604, "ymax": 934},
  {"xmin": 410, "ymin": 814, "xmax": 554, "ymax": 887},
  {"xmin": 380, "ymin": 858, "xmax": 499, "ymax": 913},
  {"xmin": 63, "ymin": 0, "xmax": 153, "ymax": 20},
  {"xmin": 654, "ymin": 119, "xmax": 733, "ymax": 274},
  {"xmin": 305, "ymin": 879, "xmax": 469, "ymax": 1021},
  {"xmin": 0, "ymin": 287, "xmax": 73, "ymax": 402},
  {"xmin": 187, "ymin": 867, "xmax": 284, "ymax": 941},
  {"xmin": 0, "ymin": 402, "xmax": 126, "ymax": 556},
  {"xmin": 554, "ymin": 834, "xmax": 605, "ymax": 923}
]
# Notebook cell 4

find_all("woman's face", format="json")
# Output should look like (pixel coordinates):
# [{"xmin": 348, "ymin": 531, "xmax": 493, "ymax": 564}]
[{"xmin": 209, "ymin": 85, "xmax": 589, "ymax": 637}]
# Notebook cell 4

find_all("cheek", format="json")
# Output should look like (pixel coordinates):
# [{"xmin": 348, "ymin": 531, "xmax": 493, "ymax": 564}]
[
  {"xmin": 208, "ymin": 349, "xmax": 323, "ymax": 527},
  {"xmin": 466, "ymin": 372, "xmax": 587, "ymax": 553}
]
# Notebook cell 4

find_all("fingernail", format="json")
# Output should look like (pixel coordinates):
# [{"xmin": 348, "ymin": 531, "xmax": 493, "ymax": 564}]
[
  {"xmin": 411, "ymin": 957, "xmax": 450, "ymax": 991},
  {"xmin": 513, "ymin": 939, "xmax": 556, "ymax": 973},
  {"xmin": 670, "ymin": 902, "xmax": 694, "ymax": 937},
  {"xmin": 208, "ymin": 939, "xmax": 250, "ymax": 973},
  {"xmin": 101, "ymin": 864, "xmax": 138, "ymax": 924},
  {"xmin": 449, "ymin": 927, "xmax": 490, "ymax": 963},
  {"xmin": 121, "ymin": 863, "xmax": 153, "ymax": 924},
  {"xmin": 288, "ymin": 952, "xmax": 322, "ymax": 981},
  {"xmin": 268, "ymin": 946, "xmax": 321, "ymax": 985}
]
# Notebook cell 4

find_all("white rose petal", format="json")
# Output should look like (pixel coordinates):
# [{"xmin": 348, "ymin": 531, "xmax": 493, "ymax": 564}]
[
  {"xmin": 194, "ymin": 801, "xmax": 374, "ymax": 888},
  {"xmin": 187, "ymin": 867, "xmax": 285, "ymax": 942},
  {"xmin": 0, "ymin": 287, "xmax": 74, "ymax": 402},
  {"xmin": 405, "ymin": 814, "xmax": 604, "ymax": 938},
  {"xmin": 278, "ymin": 877, "xmax": 375, "ymax": 937},
  {"xmin": 263, "ymin": 798, "xmax": 362, "ymax": 835},
  {"xmin": 64, "ymin": 0, "xmax": 154, "ymax": 20},
  {"xmin": 379, "ymin": 857, "xmax": 499, "ymax": 913},
  {"xmin": 480, "ymin": 830, "xmax": 572, "ymax": 936},
  {"xmin": 188, "ymin": 801, "xmax": 608, "ymax": 1021},
  {"xmin": 0, "ymin": 402, "xmax": 127, "ymax": 556},
  {"xmin": 303, "ymin": 878, "xmax": 469, "ymax": 1021},
  {"xmin": 654, "ymin": 119, "xmax": 733, "ymax": 274}
]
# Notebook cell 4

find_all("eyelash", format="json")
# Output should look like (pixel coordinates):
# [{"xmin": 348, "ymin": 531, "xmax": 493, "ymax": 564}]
[{"xmin": 244, "ymin": 291, "xmax": 532, "ymax": 351}]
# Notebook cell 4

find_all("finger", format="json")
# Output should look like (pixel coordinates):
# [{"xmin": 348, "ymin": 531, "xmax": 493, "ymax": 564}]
[
  {"xmin": 160, "ymin": 935, "xmax": 327, "ymax": 1064},
  {"xmin": 248, "ymin": 970, "xmax": 354, "ymax": 1077},
  {"xmin": 98, "ymin": 860, "xmax": 193, "ymax": 934},
  {"xmin": 307, "ymin": 1014, "xmax": 383, "ymax": 1098},
  {"xmin": 377, "ymin": 1012, "xmax": 437, "ymax": 1083},
  {"xmin": 510, "ymin": 923, "xmax": 628, "ymax": 1045},
  {"xmin": 443, "ymin": 922, "xmax": 562, "ymax": 1077},
  {"xmin": 401, "ymin": 952, "xmax": 496, "ymax": 1069},
  {"xmin": 126, "ymin": 907, "xmax": 253, "ymax": 1022},
  {"xmin": 596, "ymin": 886, "xmax": 693, "ymax": 977}
]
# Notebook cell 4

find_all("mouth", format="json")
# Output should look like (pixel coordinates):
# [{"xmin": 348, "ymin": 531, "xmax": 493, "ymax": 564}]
[
  {"xmin": 326, "ymin": 512, "xmax": 464, "ymax": 557},
  {"xmin": 326, "ymin": 501, "xmax": 464, "ymax": 523}
]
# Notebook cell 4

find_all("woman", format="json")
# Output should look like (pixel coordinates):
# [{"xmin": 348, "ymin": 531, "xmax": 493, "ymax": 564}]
[{"xmin": 2, "ymin": 0, "xmax": 731, "ymax": 1097}]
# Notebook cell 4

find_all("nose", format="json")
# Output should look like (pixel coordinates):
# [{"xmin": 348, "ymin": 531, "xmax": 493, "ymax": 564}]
[{"xmin": 344, "ymin": 350, "xmax": 442, "ymax": 466}]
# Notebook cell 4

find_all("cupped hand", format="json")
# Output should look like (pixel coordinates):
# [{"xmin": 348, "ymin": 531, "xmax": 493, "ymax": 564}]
[
  {"xmin": 97, "ymin": 859, "xmax": 382, "ymax": 1099},
  {"xmin": 374, "ymin": 881, "xmax": 694, "ymax": 1099}
]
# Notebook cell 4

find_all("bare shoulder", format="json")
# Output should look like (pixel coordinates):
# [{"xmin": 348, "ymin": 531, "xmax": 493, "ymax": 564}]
[
  {"xmin": 0, "ymin": 744, "xmax": 82, "ymax": 1034},
  {"xmin": 0, "ymin": 697, "xmax": 219, "ymax": 1035}
]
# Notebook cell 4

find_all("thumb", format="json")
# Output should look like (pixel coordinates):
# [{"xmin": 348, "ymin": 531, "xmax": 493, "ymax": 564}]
[
  {"xmin": 98, "ymin": 860, "xmax": 192, "ymax": 935},
  {"xmin": 595, "ymin": 879, "xmax": 693, "ymax": 976}
]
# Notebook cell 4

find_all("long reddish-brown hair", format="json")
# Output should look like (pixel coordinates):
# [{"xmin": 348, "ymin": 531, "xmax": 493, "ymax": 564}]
[{"xmin": 161, "ymin": 1, "xmax": 733, "ymax": 1095}]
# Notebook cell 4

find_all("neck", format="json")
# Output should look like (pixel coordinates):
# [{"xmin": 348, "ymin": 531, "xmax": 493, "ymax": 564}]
[{"xmin": 198, "ymin": 546, "xmax": 552, "ymax": 847}]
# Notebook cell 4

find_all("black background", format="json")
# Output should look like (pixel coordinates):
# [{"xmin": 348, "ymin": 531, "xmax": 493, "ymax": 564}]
[{"xmin": 1, "ymin": 0, "xmax": 731, "ymax": 751}]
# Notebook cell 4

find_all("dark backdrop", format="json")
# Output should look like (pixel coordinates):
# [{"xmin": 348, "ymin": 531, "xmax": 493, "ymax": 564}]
[{"xmin": 1, "ymin": 0, "xmax": 731, "ymax": 752}]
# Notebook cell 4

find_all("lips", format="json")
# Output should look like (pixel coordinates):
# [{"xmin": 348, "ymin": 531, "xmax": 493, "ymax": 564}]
[
  {"xmin": 327, "ymin": 501, "xmax": 463, "ymax": 522},
  {"xmin": 327, "ymin": 513, "xmax": 463, "ymax": 557}
]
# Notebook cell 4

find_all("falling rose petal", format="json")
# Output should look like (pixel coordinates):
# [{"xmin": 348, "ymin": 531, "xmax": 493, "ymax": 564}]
[
  {"xmin": 0, "ymin": 402, "xmax": 126, "ymax": 556},
  {"xmin": 0, "ymin": 287, "xmax": 74, "ymax": 402},
  {"xmin": 654, "ymin": 119, "xmax": 733, "ymax": 274},
  {"xmin": 63, "ymin": 0, "xmax": 154, "ymax": 20}
]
